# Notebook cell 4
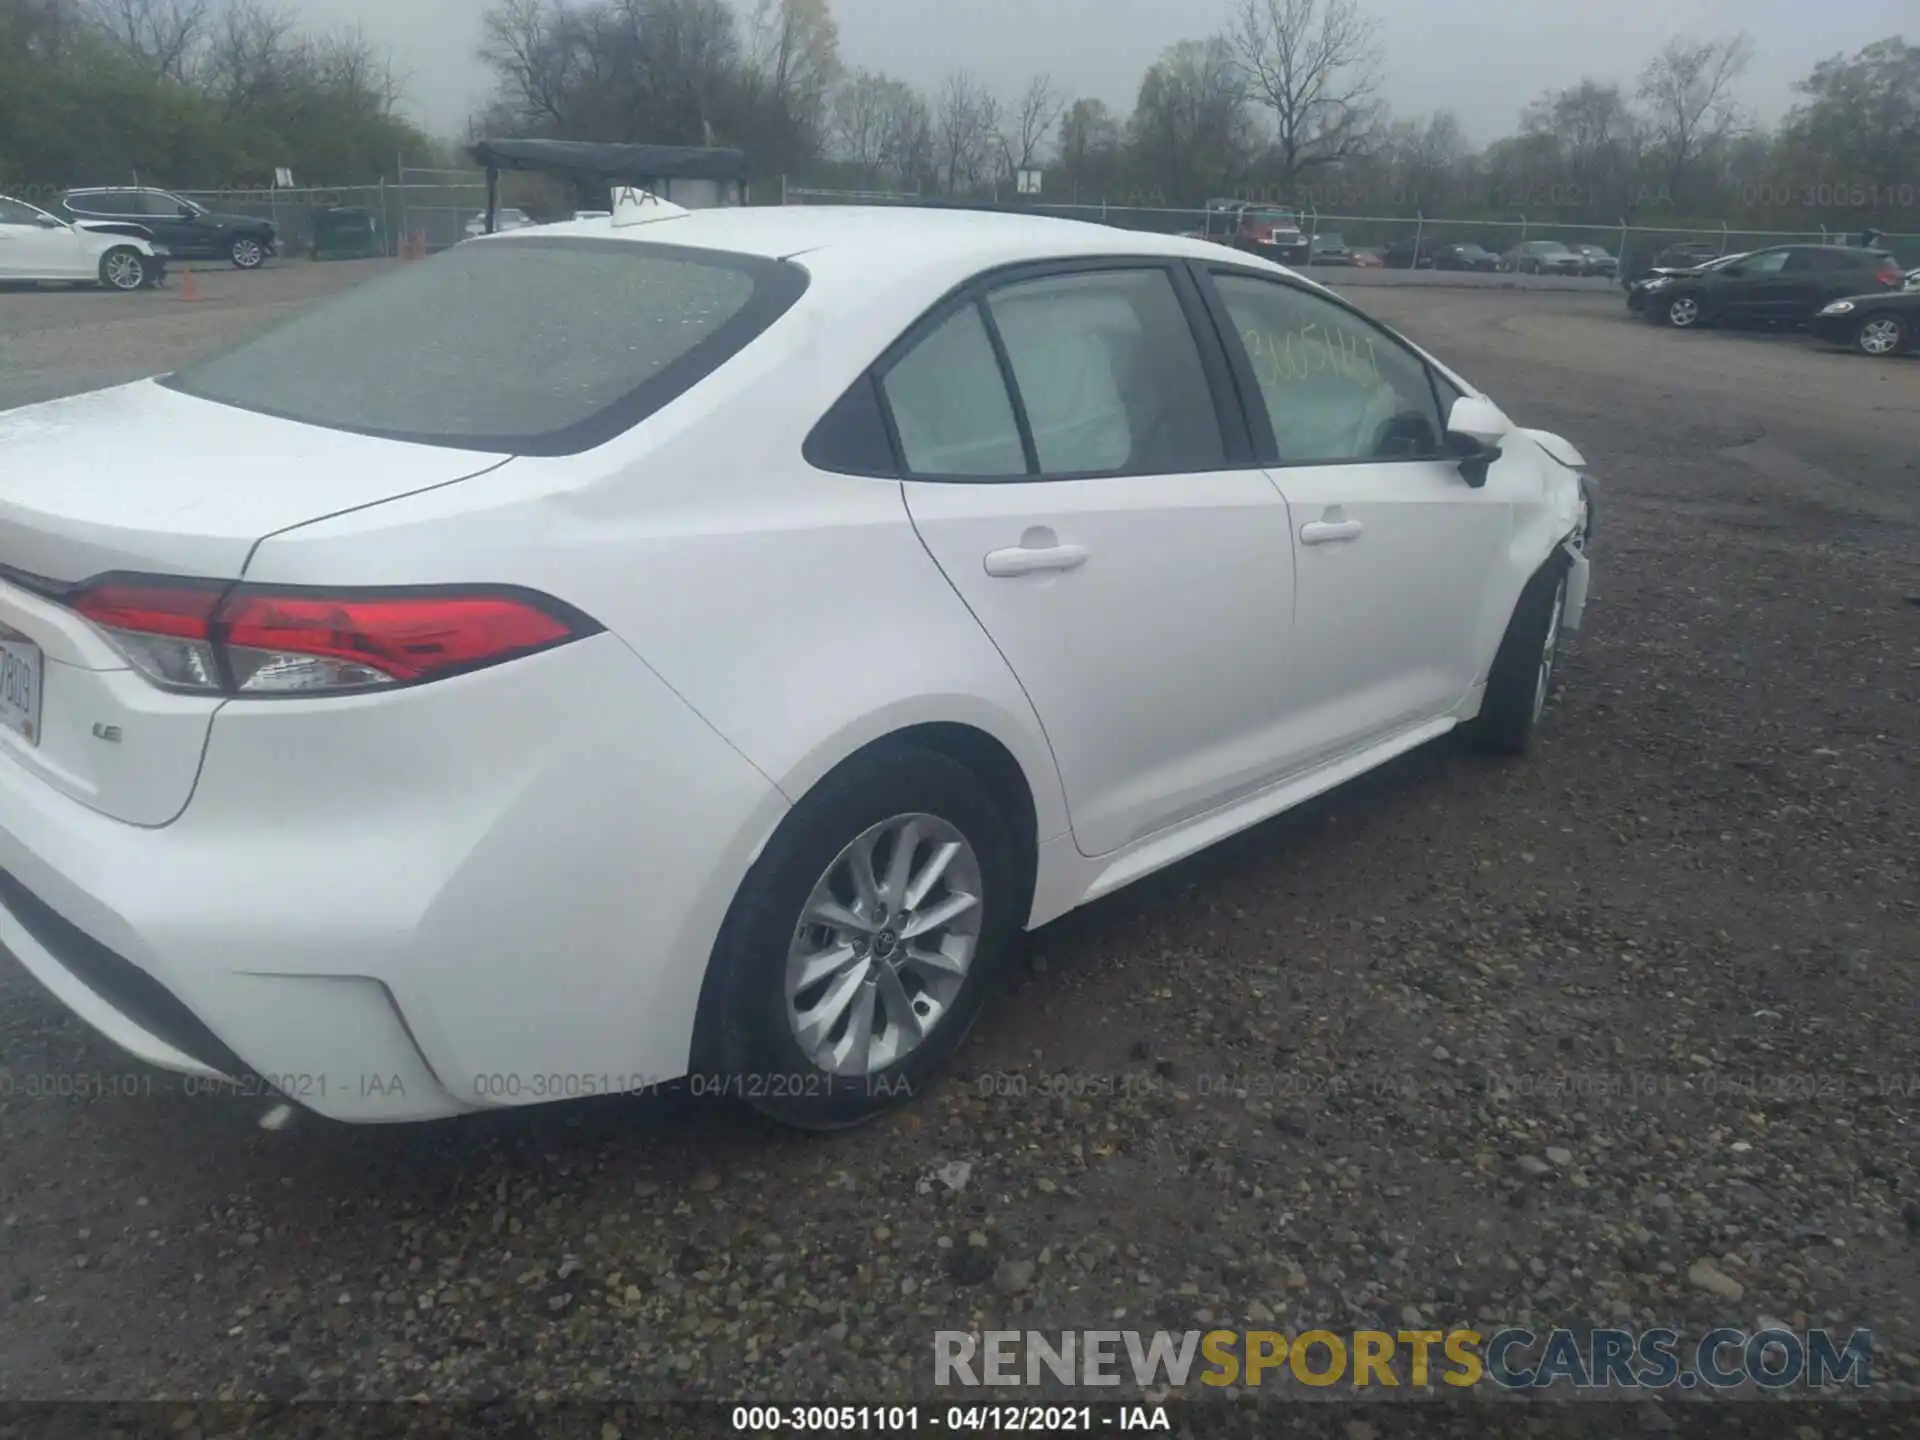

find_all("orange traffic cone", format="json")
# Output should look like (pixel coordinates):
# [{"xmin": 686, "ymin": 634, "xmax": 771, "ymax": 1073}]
[{"xmin": 179, "ymin": 270, "xmax": 200, "ymax": 301}]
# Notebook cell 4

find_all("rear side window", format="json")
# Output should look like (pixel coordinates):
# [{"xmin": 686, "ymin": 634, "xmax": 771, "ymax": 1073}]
[
  {"xmin": 880, "ymin": 305, "xmax": 1027, "ymax": 477},
  {"xmin": 163, "ymin": 238, "xmax": 807, "ymax": 454}
]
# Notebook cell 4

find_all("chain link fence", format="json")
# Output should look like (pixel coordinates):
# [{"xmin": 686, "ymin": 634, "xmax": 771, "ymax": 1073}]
[
  {"xmin": 173, "ymin": 172, "xmax": 492, "ymax": 258},
  {"xmin": 775, "ymin": 187, "xmax": 1920, "ymax": 272}
]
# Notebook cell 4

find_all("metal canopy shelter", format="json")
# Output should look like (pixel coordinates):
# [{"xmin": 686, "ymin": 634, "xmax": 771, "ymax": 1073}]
[{"xmin": 469, "ymin": 139, "xmax": 750, "ymax": 232}]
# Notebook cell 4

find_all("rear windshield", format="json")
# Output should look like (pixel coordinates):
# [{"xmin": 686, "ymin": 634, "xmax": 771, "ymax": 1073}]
[{"xmin": 163, "ymin": 237, "xmax": 808, "ymax": 454}]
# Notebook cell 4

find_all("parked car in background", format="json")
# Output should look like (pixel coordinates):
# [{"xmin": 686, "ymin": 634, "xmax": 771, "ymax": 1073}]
[
  {"xmin": 1501, "ymin": 241, "xmax": 1585, "ymax": 275},
  {"xmin": 463, "ymin": 207, "xmax": 534, "ymax": 239},
  {"xmin": 1635, "ymin": 244, "xmax": 1903, "ymax": 329},
  {"xmin": 0, "ymin": 194, "xmax": 168, "ymax": 290},
  {"xmin": 1569, "ymin": 244, "xmax": 1617, "ymax": 277},
  {"xmin": 0, "ymin": 207, "xmax": 1593, "ymax": 1132},
  {"xmin": 1622, "ymin": 241, "xmax": 1725, "ymax": 289},
  {"xmin": 1905, "ymin": 267, "xmax": 1920, "ymax": 291},
  {"xmin": 572, "ymin": 210, "xmax": 612, "ymax": 222},
  {"xmin": 1625, "ymin": 251, "xmax": 1749, "ymax": 312},
  {"xmin": 56, "ymin": 187, "xmax": 275, "ymax": 269},
  {"xmin": 1811, "ymin": 288, "xmax": 1917, "ymax": 357},
  {"xmin": 1433, "ymin": 242, "xmax": 1498, "ymax": 272},
  {"xmin": 1308, "ymin": 232, "xmax": 1354, "ymax": 265},
  {"xmin": 1350, "ymin": 248, "xmax": 1386, "ymax": 268},
  {"xmin": 1384, "ymin": 239, "xmax": 1438, "ymax": 269}
]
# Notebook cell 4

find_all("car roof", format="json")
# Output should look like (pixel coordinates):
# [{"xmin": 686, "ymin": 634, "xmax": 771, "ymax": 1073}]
[{"xmin": 483, "ymin": 204, "xmax": 1288, "ymax": 274}]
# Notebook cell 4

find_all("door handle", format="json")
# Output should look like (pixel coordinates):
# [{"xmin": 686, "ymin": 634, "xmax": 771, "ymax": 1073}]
[
  {"xmin": 983, "ymin": 542, "xmax": 1090, "ymax": 577},
  {"xmin": 1300, "ymin": 518, "xmax": 1364, "ymax": 545}
]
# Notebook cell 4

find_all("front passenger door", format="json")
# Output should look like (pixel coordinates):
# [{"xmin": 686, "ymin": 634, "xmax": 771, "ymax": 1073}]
[
  {"xmin": 891, "ymin": 263, "xmax": 1302, "ymax": 858},
  {"xmin": 1202, "ymin": 269, "xmax": 1516, "ymax": 769},
  {"xmin": 137, "ymin": 192, "xmax": 200, "ymax": 254}
]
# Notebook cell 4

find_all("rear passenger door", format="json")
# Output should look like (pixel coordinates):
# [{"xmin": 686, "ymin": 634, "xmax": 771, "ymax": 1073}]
[{"xmin": 888, "ymin": 261, "xmax": 1302, "ymax": 858}]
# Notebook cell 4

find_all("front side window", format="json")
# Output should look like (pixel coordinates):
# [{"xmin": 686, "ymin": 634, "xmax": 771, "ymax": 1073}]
[
  {"xmin": 1212, "ymin": 273, "xmax": 1446, "ymax": 465},
  {"xmin": 164, "ymin": 237, "xmax": 805, "ymax": 454},
  {"xmin": 986, "ymin": 268, "xmax": 1224, "ymax": 477},
  {"xmin": 880, "ymin": 304, "xmax": 1027, "ymax": 477},
  {"xmin": 142, "ymin": 192, "xmax": 188, "ymax": 217},
  {"xmin": 1740, "ymin": 250, "xmax": 1791, "ymax": 276}
]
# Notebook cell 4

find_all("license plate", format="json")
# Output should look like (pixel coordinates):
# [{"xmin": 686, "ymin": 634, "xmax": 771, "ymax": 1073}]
[{"xmin": 0, "ymin": 632, "xmax": 44, "ymax": 747}]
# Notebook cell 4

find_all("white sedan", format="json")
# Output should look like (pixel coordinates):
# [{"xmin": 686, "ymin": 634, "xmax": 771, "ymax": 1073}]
[
  {"xmin": 0, "ymin": 195, "xmax": 168, "ymax": 290},
  {"xmin": 0, "ymin": 205, "xmax": 1593, "ymax": 1131}
]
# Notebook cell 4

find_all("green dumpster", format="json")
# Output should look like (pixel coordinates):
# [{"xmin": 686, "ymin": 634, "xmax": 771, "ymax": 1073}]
[{"xmin": 309, "ymin": 206, "xmax": 385, "ymax": 261}]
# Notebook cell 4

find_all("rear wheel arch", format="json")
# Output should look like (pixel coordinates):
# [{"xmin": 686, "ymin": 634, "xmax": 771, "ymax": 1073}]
[{"xmin": 687, "ymin": 722, "xmax": 1040, "ymax": 1077}]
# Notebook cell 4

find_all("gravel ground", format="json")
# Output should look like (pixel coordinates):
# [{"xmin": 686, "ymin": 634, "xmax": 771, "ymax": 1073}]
[{"xmin": 2, "ymin": 265, "xmax": 1918, "ymax": 1416}]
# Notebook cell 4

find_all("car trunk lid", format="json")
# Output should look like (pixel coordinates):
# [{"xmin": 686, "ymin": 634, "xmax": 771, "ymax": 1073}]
[{"xmin": 0, "ymin": 381, "xmax": 510, "ymax": 825}]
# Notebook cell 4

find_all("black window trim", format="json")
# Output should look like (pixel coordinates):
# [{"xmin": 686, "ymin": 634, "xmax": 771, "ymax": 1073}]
[
  {"xmin": 831, "ymin": 254, "xmax": 1257, "ymax": 485},
  {"xmin": 157, "ymin": 235, "xmax": 811, "ymax": 458},
  {"xmin": 1191, "ymin": 262, "xmax": 1461, "ymax": 471}
]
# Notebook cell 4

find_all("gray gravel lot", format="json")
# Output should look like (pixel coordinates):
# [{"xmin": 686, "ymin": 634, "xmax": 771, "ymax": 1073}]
[{"xmin": 2, "ymin": 261, "xmax": 1918, "ymax": 1412}]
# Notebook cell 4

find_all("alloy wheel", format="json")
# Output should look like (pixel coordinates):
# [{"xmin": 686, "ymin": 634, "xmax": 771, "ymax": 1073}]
[
  {"xmin": 1667, "ymin": 295, "xmax": 1701, "ymax": 327},
  {"xmin": 784, "ymin": 813, "xmax": 983, "ymax": 1077},
  {"xmin": 231, "ymin": 237, "xmax": 264, "ymax": 268},
  {"xmin": 1858, "ymin": 317, "xmax": 1902, "ymax": 356},
  {"xmin": 103, "ymin": 252, "xmax": 145, "ymax": 290}
]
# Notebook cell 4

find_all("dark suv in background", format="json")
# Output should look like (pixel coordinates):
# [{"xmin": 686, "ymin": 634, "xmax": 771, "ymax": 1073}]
[
  {"xmin": 56, "ymin": 187, "xmax": 277, "ymax": 268},
  {"xmin": 1633, "ymin": 244, "xmax": 1903, "ymax": 329}
]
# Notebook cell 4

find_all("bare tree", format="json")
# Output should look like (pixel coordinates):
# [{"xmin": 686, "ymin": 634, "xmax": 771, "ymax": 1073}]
[
  {"xmin": 934, "ymin": 70, "xmax": 989, "ymax": 194},
  {"xmin": 198, "ymin": 0, "xmax": 297, "ymax": 117},
  {"xmin": 1637, "ymin": 34, "xmax": 1752, "ymax": 198},
  {"xmin": 878, "ymin": 83, "xmax": 934, "ymax": 190},
  {"xmin": 1056, "ymin": 96, "xmax": 1121, "ymax": 197},
  {"xmin": 91, "ymin": 0, "xmax": 207, "ymax": 80},
  {"xmin": 999, "ymin": 72, "xmax": 1061, "ymax": 180},
  {"xmin": 1230, "ymin": 0, "xmax": 1382, "ymax": 185},
  {"xmin": 1129, "ymin": 37, "xmax": 1250, "ymax": 202},
  {"xmin": 478, "ymin": 0, "xmax": 577, "ymax": 129},
  {"xmin": 1520, "ymin": 79, "xmax": 1637, "ymax": 207},
  {"xmin": 833, "ymin": 68, "xmax": 891, "ymax": 179},
  {"xmin": 743, "ymin": 0, "xmax": 841, "ymax": 161}
]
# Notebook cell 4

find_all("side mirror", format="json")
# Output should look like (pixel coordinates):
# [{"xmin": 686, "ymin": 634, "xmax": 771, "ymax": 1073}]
[
  {"xmin": 178, "ymin": 205, "xmax": 196, "ymax": 218},
  {"xmin": 1445, "ymin": 395, "xmax": 1509, "ymax": 488}
]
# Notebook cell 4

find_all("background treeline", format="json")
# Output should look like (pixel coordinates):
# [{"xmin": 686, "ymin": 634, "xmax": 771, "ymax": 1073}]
[
  {"xmin": 4, "ymin": 0, "xmax": 1916, "ymax": 237},
  {"xmin": 0, "ymin": 0, "xmax": 440, "ymax": 194}
]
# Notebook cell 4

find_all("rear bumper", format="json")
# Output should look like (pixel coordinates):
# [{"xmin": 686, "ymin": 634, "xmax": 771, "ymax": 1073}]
[{"xmin": 0, "ymin": 633, "xmax": 788, "ymax": 1124}]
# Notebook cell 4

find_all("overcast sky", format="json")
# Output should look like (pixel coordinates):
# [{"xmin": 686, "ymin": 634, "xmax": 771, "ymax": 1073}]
[{"xmin": 313, "ymin": 0, "xmax": 1907, "ymax": 146}]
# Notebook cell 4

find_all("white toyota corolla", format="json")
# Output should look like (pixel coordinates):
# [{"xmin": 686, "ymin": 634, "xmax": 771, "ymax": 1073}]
[{"xmin": 0, "ymin": 198, "xmax": 1593, "ymax": 1130}]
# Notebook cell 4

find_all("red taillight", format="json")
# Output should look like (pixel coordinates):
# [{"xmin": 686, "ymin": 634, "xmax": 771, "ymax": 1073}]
[
  {"xmin": 69, "ymin": 581, "xmax": 221, "ymax": 638},
  {"xmin": 66, "ymin": 577, "xmax": 597, "ymax": 696},
  {"xmin": 1877, "ymin": 263, "xmax": 1901, "ymax": 287}
]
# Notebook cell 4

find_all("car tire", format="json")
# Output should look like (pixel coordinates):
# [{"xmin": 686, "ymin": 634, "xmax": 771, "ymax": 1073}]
[
  {"xmin": 1465, "ymin": 555, "xmax": 1571, "ymax": 757},
  {"xmin": 98, "ymin": 247, "xmax": 148, "ymax": 292},
  {"xmin": 703, "ymin": 744, "xmax": 1020, "ymax": 1130},
  {"xmin": 229, "ymin": 235, "xmax": 266, "ymax": 269},
  {"xmin": 1663, "ymin": 292, "xmax": 1705, "ymax": 328},
  {"xmin": 1856, "ymin": 313, "xmax": 1906, "ymax": 357}
]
